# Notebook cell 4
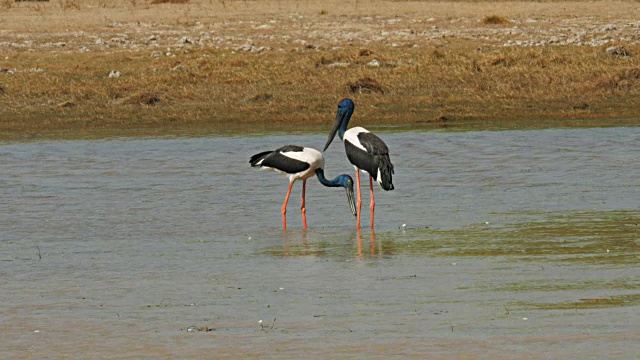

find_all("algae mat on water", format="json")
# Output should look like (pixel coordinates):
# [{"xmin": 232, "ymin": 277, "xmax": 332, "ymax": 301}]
[
  {"xmin": 403, "ymin": 210, "xmax": 639, "ymax": 264},
  {"xmin": 261, "ymin": 209, "xmax": 640, "ymax": 311},
  {"xmin": 422, "ymin": 209, "xmax": 640, "ymax": 311}
]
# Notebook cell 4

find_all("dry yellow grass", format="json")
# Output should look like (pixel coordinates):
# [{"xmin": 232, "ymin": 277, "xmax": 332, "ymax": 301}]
[{"xmin": 1, "ymin": 0, "xmax": 640, "ymax": 137}]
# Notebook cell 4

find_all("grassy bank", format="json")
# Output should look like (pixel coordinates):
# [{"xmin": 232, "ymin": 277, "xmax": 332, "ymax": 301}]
[{"xmin": 1, "ymin": 0, "xmax": 640, "ymax": 138}]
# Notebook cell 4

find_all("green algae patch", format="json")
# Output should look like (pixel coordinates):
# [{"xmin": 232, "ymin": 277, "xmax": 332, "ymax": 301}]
[
  {"xmin": 494, "ymin": 279, "xmax": 640, "ymax": 293},
  {"xmin": 404, "ymin": 210, "xmax": 640, "ymax": 265},
  {"xmin": 517, "ymin": 293, "xmax": 640, "ymax": 311}
]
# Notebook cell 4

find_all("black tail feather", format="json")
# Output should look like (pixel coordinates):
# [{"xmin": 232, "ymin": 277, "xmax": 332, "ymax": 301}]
[
  {"xmin": 249, "ymin": 151, "xmax": 273, "ymax": 167},
  {"xmin": 378, "ymin": 155, "xmax": 394, "ymax": 191}
]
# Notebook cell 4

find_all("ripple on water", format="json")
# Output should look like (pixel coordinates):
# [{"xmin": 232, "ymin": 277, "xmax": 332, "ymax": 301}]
[{"xmin": 1, "ymin": 127, "xmax": 639, "ymax": 358}]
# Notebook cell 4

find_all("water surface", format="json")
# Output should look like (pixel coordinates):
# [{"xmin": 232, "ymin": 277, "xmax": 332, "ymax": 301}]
[{"xmin": 1, "ymin": 127, "xmax": 639, "ymax": 358}]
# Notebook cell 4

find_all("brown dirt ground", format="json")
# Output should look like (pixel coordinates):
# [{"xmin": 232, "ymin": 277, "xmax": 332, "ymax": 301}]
[{"xmin": 1, "ymin": 0, "xmax": 639, "ymax": 138}]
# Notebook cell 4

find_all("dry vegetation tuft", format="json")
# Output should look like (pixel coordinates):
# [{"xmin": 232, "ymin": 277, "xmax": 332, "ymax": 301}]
[
  {"xmin": 59, "ymin": 0, "xmax": 81, "ymax": 10},
  {"xmin": 348, "ymin": 77, "xmax": 385, "ymax": 95},
  {"xmin": 150, "ymin": 0, "xmax": 190, "ymax": 4},
  {"xmin": 482, "ymin": 15, "xmax": 511, "ymax": 25}
]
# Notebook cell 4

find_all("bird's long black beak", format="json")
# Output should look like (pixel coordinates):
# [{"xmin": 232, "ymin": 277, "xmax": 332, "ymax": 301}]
[
  {"xmin": 346, "ymin": 186, "xmax": 357, "ymax": 217},
  {"xmin": 323, "ymin": 111, "xmax": 342, "ymax": 152}
]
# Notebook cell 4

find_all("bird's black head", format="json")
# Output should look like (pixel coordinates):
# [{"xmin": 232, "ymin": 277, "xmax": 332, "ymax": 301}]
[
  {"xmin": 338, "ymin": 98, "xmax": 355, "ymax": 110},
  {"xmin": 323, "ymin": 99, "xmax": 355, "ymax": 152}
]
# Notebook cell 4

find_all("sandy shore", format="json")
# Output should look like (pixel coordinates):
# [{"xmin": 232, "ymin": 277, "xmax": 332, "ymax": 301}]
[{"xmin": 1, "ymin": 1, "xmax": 639, "ymax": 138}]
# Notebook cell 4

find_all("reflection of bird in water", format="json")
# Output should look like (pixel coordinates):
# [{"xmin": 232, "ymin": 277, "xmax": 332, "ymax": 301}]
[
  {"xmin": 281, "ymin": 229, "xmax": 309, "ymax": 257},
  {"xmin": 250, "ymin": 145, "xmax": 357, "ymax": 230},
  {"xmin": 324, "ymin": 99, "xmax": 395, "ymax": 230},
  {"xmin": 357, "ymin": 230, "xmax": 377, "ymax": 256}
]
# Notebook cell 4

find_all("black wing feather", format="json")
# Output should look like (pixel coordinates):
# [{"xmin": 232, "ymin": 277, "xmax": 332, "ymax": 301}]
[
  {"xmin": 250, "ymin": 145, "xmax": 310, "ymax": 174},
  {"xmin": 276, "ymin": 145, "xmax": 305, "ymax": 153},
  {"xmin": 249, "ymin": 151, "xmax": 273, "ymax": 167},
  {"xmin": 344, "ymin": 141, "xmax": 378, "ymax": 176},
  {"xmin": 357, "ymin": 132, "xmax": 389, "ymax": 156},
  {"xmin": 349, "ymin": 133, "xmax": 395, "ymax": 191}
]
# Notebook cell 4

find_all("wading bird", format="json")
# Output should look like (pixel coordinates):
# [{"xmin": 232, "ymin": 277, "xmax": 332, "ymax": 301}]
[
  {"xmin": 323, "ymin": 99, "xmax": 394, "ymax": 229},
  {"xmin": 250, "ymin": 145, "xmax": 357, "ymax": 230}
]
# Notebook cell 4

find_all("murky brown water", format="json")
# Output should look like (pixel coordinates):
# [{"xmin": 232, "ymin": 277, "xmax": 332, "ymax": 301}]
[{"xmin": 1, "ymin": 127, "xmax": 639, "ymax": 358}]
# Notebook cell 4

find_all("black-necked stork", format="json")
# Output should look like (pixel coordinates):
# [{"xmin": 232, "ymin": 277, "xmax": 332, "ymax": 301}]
[
  {"xmin": 323, "ymin": 98, "xmax": 394, "ymax": 229},
  {"xmin": 250, "ymin": 145, "xmax": 357, "ymax": 230}
]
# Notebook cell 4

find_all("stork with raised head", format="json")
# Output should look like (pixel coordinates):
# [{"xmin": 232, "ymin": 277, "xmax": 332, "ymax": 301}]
[
  {"xmin": 323, "ymin": 99, "xmax": 394, "ymax": 229},
  {"xmin": 250, "ymin": 145, "xmax": 357, "ymax": 230}
]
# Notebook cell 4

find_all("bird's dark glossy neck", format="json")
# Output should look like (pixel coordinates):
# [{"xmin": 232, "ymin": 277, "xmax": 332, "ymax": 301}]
[
  {"xmin": 315, "ymin": 169, "xmax": 341, "ymax": 187},
  {"xmin": 338, "ymin": 124, "xmax": 346, "ymax": 140},
  {"xmin": 337, "ymin": 108, "xmax": 352, "ymax": 140}
]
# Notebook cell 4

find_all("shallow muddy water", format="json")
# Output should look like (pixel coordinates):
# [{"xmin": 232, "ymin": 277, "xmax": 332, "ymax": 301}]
[{"xmin": 1, "ymin": 127, "xmax": 639, "ymax": 358}]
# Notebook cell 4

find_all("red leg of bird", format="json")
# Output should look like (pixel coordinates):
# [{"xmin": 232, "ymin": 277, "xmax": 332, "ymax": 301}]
[
  {"xmin": 355, "ymin": 170, "xmax": 362, "ymax": 230},
  {"xmin": 301, "ymin": 180, "xmax": 308, "ymax": 230},
  {"xmin": 281, "ymin": 182, "xmax": 294, "ymax": 230},
  {"xmin": 369, "ymin": 176, "xmax": 375, "ymax": 229}
]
